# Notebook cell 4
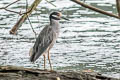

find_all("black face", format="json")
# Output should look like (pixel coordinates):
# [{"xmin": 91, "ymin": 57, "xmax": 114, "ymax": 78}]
[{"xmin": 49, "ymin": 12, "xmax": 61, "ymax": 20}]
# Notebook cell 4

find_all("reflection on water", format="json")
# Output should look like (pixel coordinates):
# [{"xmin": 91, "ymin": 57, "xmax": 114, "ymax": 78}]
[{"xmin": 0, "ymin": 0, "xmax": 120, "ymax": 78}]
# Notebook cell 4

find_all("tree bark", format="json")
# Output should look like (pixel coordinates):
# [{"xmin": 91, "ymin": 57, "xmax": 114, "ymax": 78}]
[
  {"xmin": 0, "ymin": 66, "xmax": 118, "ymax": 80},
  {"xmin": 9, "ymin": 0, "xmax": 42, "ymax": 34},
  {"xmin": 116, "ymin": 0, "xmax": 120, "ymax": 17}
]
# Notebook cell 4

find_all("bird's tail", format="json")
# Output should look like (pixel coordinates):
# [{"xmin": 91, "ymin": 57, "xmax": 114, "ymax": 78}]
[{"xmin": 29, "ymin": 47, "xmax": 35, "ymax": 62}]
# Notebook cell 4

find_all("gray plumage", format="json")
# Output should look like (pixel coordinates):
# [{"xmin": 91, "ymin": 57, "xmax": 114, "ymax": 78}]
[{"xmin": 30, "ymin": 18, "xmax": 60, "ymax": 62}]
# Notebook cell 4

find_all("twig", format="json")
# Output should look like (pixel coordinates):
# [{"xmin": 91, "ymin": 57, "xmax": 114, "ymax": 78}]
[
  {"xmin": 45, "ymin": 0, "xmax": 56, "ymax": 7},
  {"xmin": 26, "ymin": 0, "xmax": 37, "ymax": 38},
  {"xmin": 4, "ymin": 8, "xmax": 21, "ymax": 14},
  {"xmin": 4, "ymin": 8, "xmax": 33, "ymax": 15},
  {"xmin": 28, "ymin": 17, "xmax": 37, "ymax": 38},
  {"xmin": 0, "ymin": 0, "xmax": 34, "ymax": 15},
  {"xmin": 0, "ymin": 0, "xmax": 20, "ymax": 9},
  {"xmin": 5, "ymin": 0, "xmax": 20, "ymax": 8},
  {"xmin": 0, "ymin": 0, "xmax": 21, "ymax": 14},
  {"xmin": 10, "ymin": 0, "xmax": 43, "ymax": 34},
  {"xmin": 71, "ymin": 0, "xmax": 120, "ymax": 19},
  {"xmin": 1, "ymin": 5, "xmax": 34, "ymax": 15}
]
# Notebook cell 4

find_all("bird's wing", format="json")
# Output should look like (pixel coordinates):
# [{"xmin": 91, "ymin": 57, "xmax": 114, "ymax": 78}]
[{"xmin": 30, "ymin": 25, "xmax": 56, "ymax": 62}]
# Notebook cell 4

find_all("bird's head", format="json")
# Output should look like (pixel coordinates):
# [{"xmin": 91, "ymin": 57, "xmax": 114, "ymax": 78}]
[
  {"xmin": 49, "ymin": 12, "xmax": 62, "ymax": 20},
  {"xmin": 49, "ymin": 12, "xmax": 69, "ymax": 21}
]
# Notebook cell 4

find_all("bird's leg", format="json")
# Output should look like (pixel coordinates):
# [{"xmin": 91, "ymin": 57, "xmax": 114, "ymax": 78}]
[
  {"xmin": 43, "ymin": 54, "xmax": 46, "ymax": 70},
  {"xmin": 48, "ymin": 50, "xmax": 53, "ymax": 70}
]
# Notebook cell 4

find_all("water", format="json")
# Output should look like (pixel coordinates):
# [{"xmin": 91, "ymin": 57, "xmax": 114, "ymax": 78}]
[{"xmin": 0, "ymin": 0, "xmax": 120, "ymax": 78}]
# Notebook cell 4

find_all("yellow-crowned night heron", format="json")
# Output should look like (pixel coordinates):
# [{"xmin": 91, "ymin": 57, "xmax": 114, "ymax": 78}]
[{"xmin": 29, "ymin": 12, "xmax": 68, "ymax": 70}]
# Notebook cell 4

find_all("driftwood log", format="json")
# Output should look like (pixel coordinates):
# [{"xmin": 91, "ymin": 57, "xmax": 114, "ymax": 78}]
[{"xmin": 0, "ymin": 66, "xmax": 118, "ymax": 80}]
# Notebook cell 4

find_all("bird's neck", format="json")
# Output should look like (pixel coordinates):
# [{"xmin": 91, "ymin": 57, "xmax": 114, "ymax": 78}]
[
  {"xmin": 50, "ymin": 19, "xmax": 59, "ymax": 26},
  {"xmin": 50, "ymin": 19, "xmax": 60, "ymax": 34}
]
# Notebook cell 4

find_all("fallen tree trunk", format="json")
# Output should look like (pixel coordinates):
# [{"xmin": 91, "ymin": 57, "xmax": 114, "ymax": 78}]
[{"xmin": 0, "ymin": 66, "xmax": 118, "ymax": 80}]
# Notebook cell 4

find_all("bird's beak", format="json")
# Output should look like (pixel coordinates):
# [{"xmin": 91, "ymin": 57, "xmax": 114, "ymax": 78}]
[
  {"xmin": 58, "ymin": 12, "xmax": 69, "ymax": 21},
  {"xmin": 61, "ymin": 16, "xmax": 69, "ymax": 21}
]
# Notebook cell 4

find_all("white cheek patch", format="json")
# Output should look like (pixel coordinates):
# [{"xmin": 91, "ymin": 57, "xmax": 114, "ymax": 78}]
[{"xmin": 52, "ymin": 15, "xmax": 59, "ymax": 18}]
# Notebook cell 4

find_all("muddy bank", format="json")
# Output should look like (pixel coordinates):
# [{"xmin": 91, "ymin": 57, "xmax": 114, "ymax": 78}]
[{"xmin": 0, "ymin": 66, "xmax": 118, "ymax": 80}]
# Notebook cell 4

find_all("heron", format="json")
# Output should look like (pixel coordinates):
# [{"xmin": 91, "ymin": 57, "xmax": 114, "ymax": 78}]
[{"xmin": 29, "ymin": 12, "xmax": 68, "ymax": 70}]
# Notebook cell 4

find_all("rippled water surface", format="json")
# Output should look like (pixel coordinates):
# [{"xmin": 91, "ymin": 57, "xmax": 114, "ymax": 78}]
[{"xmin": 0, "ymin": 0, "xmax": 120, "ymax": 78}]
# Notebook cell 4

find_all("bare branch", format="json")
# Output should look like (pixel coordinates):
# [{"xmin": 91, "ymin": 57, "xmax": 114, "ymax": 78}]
[
  {"xmin": 45, "ymin": 0, "xmax": 56, "ymax": 7},
  {"xmin": 0, "ymin": 7, "xmax": 5, "ymax": 9},
  {"xmin": 28, "ymin": 17, "xmax": 37, "ymax": 37},
  {"xmin": 4, "ymin": 8, "xmax": 21, "ymax": 14},
  {"xmin": 1, "ymin": 5, "xmax": 34, "ymax": 15},
  {"xmin": 0, "ymin": 0, "xmax": 26, "ymax": 15},
  {"xmin": 0, "ymin": 0, "xmax": 35, "ymax": 15},
  {"xmin": 71, "ymin": 0, "xmax": 120, "ymax": 19},
  {"xmin": 5, "ymin": 0, "xmax": 20, "ymax": 8},
  {"xmin": 0, "ymin": 0, "xmax": 20, "ymax": 9},
  {"xmin": 26, "ymin": 0, "xmax": 37, "ymax": 37},
  {"xmin": 10, "ymin": 0, "xmax": 43, "ymax": 34},
  {"xmin": 116, "ymin": 0, "xmax": 120, "ymax": 17}
]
